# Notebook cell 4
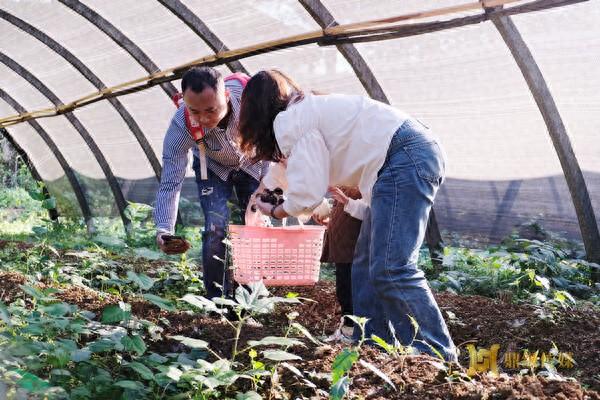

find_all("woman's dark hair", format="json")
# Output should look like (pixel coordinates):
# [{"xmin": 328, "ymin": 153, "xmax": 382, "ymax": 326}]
[{"xmin": 239, "ymin": 70, "xmax": 304, "ymax": 162}]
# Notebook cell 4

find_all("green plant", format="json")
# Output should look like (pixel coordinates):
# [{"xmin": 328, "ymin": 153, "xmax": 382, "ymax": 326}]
[
  {"xmin": 329, "ymin": 317, "xmax": 399, "ymax": 400},
  {"xmin": 427, "ymin": 238, "xmax": 598, "ymax": 309},
  {"xmin": 123, "ymin": 202, "xmax": 156, "ymax": 248}
]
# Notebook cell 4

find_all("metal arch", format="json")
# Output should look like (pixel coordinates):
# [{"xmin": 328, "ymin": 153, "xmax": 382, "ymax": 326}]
[
  {"xmin": 157, "ymin": 0, "xmax": 249, "ymax": 75},
  {"xmin": 56, "ymin": 0, "xmax": 206, "ymax": 229},
  {"xmin": 0, "ymin": 53, "xmax": 132, "ymax": 232},
  {"xmin": 299, "ymin": 0, "xmax": 445, "ymax": 262},
  {"xmin": 0, "ymin": 10, "xmax": 163, "ymax": 181},
  {"xmin": 298, "ymin": 0, "xmax": 388, "ymax": 103},
  {"xmin": 0, "ymin": 126, "xmax": 59, "ymax": 220},
  {"xmin": 490, "ymin": 13, "xmax": 600, "ymax": 265},
  {"xmin": 0, "ymin": 89, "xmax": 92, "ymax": 228},
  {"xmin": 58, "ymin": 0, "xmax": 178, "ymax": 98}
]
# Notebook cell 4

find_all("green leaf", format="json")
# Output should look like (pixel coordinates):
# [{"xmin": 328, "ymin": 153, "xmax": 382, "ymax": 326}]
[
  {"xmin": 236, "ymin": 391, "xmax": 262, "ymax": 400},
  {"xmin": 261, "ymin": 350, "xmax": 302, "ymax": 361},
  {"xmin": 70, "ymin": 386, "xmax": 91, "ymax": 400},
  {"xmin": 535, "ymin": 275, "xmax": 550, "ymax": 290},
  {"xmin": 291, "ymin": 322, "xmax": 323, "ymax": 345},
  {"xmin": 114, "ymin": 380, "xmax": 145, "ymax": 391},
  {"xmin": 0, "ymin": 301, "xmax": 12, "ymax": 327},
  {"xmin": 165, "ymin": 366, "xmax": 182, "ymax": 382},
  {"xmin": 330, "ymin": 375, "xmax": 350, "ymax": 400},
  {"xmin": 180, "ymin": 294, "xmax": 220, "ymax": 312},
  {"xmin": 128, "ymin": 362, "xmax": 154, "ymax": 380},
  {"xmin": 555, "ymin": 290, "xmax": 576, "ymax": 304},
  {"xmin": 358, "ymin": 359, "xmax": 396, "ymax": 390},
  {"xmin": 101, "ymin": 302, "xmax": 131, "ymax": 324},
  {"xmin": 121, "ymin": 335, "xmax": 147, "ymax": 356},
  {"xmin": 50, "ymin": 369, "xmax": 71, "ymax": 377},
  {"xmin": 212, "ymin": 297, "xmax": 238, "ymax": 307},
  {"xmin": 371, "ymin": 335, "xmax": 394, "ymax": 354},
  {"xmin": 143, "ymin": 294, "xmax": 176, "ymax": 311},
  {"xmin": 170, "ymin": 335, "xmax": 209, "ymax": 349},
  {"xmin": 126, "ymin": 271, "xmax": 155, "ymax": 291},
  {"xmin": 331, "ymin": 349, "xmax": 359, "ymax": 384},
  {"xmin": 133, "ymin": 248, "xmax": 162, "ymax": 261},
  {"xmin": 248, "ymin": 336, "xmax": 304, "ymax": 348},
  {"xmin": 41, "ymin": 197, "xmax": 56, "ymax": 210},
  {"xmin": 124, "ymin": 202, "xmax": 153, "ymax": 221},
  {"xmin": 281, "ymin": 362, "xmax": 304, "ymax": 378},
  {"xmin": 70, "ymin": 349, "xmax": 91, "ymax": 362},
  {"xmin": 41, "ymin": 302, "xmax": 72, "ymax": 317},
  {"xmin": 19, "ymin": 284, "xmax": 45, "ymax": 300},
  {"xmin": 345, "ymin": 315, "xmax": 369, "ymax": 331},
  {"xmin": 234, "ymin": 282, "xmax": 270, "ymax": 311},
  {"xmin": 15, "ymin": 370, "xmax": 51, "ymax": 393},
  {"xmin": 32, "ymin": 225, "xmax": 48, "ymax": 236},
  {"xmin": 49, "ymin": 347, "xmax": 71, "ymax": 368},
  {"xmin": 94, "ymin": 235, "xmax": 127, "ymax": 248},
  {"xmin": 88, "ymin": 339, "xmax": 116, "ymax": 353},
  {"xmin": 148, "ymin": 353, "xmax": 168, "ymax": 364},
  {"xmin": 28, "ymin": 189, "xmax": 46, "ymax": 201},
  {"xmin": 407, "ymin": 315, "xmax": 420, "ymax": 337}
]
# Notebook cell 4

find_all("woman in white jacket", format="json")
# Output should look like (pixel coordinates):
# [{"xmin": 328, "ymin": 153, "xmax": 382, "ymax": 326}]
[{"xmin": 238, "ymin": 70, "xmax": 457, "ymax": 362}]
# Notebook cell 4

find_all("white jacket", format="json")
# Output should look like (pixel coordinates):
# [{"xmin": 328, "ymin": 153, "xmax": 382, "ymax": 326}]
[{"xmin": 263, "ymin": 93, "xmax": 408, "ymax": 221}]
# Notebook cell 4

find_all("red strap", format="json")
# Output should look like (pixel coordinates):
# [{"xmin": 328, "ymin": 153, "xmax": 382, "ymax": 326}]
[
  {"xmin": 171, "ymin": 93, "xmax": 204, "ymax": 140},
  {"xmin": 171, "ymin": 92, "xmax": 183, "ymax": 108},
  {"xmin": 184, "ymin": 108, "xmax": 205, "ymax": 141}
]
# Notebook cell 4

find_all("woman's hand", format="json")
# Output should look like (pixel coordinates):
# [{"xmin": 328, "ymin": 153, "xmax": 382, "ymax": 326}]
[
  {"xmin": 329, "ymin": 186, "xmax": 349, "ymax": 205},
  {"xmin": 312, "ymin": 214, "xmax": 329, "ymax": 226},
  {"xmin": 254, "ymin": 194, "xmax": 273, "ymax": 215}
]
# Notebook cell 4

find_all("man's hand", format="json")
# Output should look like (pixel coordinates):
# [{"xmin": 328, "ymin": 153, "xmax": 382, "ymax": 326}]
[
  {"xmin": 156, "ymin": 232, "xmax": 191, "ymax": 255},
  {"xmin": 156, "ymin": 232, "xmax": 168, "ymax": 253}
]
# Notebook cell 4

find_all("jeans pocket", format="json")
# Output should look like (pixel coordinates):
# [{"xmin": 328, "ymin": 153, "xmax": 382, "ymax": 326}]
[{"xmin": 403, "ymin": 141, "xmax": 445, "ymax": 184}]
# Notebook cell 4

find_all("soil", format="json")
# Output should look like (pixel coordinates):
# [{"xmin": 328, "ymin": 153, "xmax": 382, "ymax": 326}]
[
  {"xmin": 0, "ymin": 239, "xmax": 34, "ymax": 251},
  {"xmin": 0, "ymin": 271, "xmax": 27, "ymax": 303},
  {"xmin": 56, "ymin": 285, "xmax": 119, "ymax": 316},
  {"xmin": 1, "ymin": 271, "xmax": 598, "ymax": 399}
]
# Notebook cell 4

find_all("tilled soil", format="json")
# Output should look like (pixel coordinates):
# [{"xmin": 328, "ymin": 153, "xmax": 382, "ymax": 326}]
[{"xmin": 1, "ymin": 271, "xmax": 599, "ymax": 399}]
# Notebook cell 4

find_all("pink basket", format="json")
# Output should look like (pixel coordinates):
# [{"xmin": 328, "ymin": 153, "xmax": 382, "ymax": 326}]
[{"xmin": 229, "ymin": 225, "xmax": 326, "ymax": 286}]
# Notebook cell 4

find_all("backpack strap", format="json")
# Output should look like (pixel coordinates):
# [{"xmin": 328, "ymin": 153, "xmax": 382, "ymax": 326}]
[{"xmin": 224, "ymin": 72, "xmax": 250, "ymax": 87}]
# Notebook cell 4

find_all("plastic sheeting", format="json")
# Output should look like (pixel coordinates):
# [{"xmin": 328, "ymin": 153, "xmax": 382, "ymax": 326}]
[{"xmin": 1, "ymin": 0, "xmax": 598, "ymax": 243}]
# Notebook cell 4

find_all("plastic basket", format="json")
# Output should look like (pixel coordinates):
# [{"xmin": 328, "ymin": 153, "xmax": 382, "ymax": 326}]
[{"xmin": 229, "ymin": 224, "xmax": 326, "ymax": 286}]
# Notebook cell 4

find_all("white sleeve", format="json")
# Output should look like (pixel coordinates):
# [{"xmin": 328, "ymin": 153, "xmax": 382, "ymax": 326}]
[
  {"xmin": 343, "ymin": 198, "xmax": 368, "ymax": 221},
  {"xmin": 262, "ymin": 161, "xmax": 288, "ymax": 191},
  {"xmin": 282, "ymin": 129, "xmax": 330, "ymax": 217}
]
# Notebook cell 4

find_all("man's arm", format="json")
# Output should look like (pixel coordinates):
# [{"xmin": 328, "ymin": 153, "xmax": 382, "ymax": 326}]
[{"xmin": 154, "ymin": 114, "xmax": 192, "ymax": 239}]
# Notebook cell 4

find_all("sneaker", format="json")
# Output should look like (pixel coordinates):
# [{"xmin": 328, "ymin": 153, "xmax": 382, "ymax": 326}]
[
  {"xmin": 325, "ymin": 318, "xmax": 354, "ymax": 344},
  {"xmin": 340, "ymin": 325, "xmax": 354, "ymax": 338}
]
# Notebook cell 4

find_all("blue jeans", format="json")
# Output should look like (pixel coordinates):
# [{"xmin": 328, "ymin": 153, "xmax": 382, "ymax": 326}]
[
  {"xmin": 193, "ymin": 161, "xmax": 259, "ymax": 299},
  {"xmin": 352, "ymin": 119, "xmax": 457, "ymax": 362}
]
